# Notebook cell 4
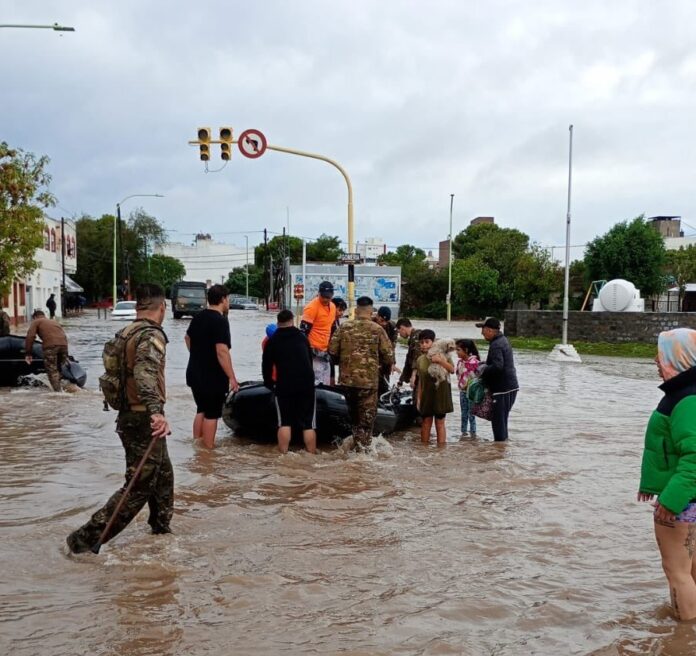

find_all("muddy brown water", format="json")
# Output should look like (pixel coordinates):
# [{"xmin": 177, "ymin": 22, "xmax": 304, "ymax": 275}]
[{"xmin": 1, "ymin": 311, "xmax": 694, "ymax": 655}]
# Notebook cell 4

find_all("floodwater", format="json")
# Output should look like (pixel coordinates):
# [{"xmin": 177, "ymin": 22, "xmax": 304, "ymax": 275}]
[{"xmin": 1, "ymin": 311, "xmax": 694, "ymax": 656}]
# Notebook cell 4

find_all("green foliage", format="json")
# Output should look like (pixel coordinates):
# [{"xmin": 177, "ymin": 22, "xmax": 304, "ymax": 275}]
[
  {"xmin": 254, "ymin": 235, "xmax": 303, "ymax": 267},
  {"xmin": 514, "ymin": 245, "xmax": 563, "ymax": 306},
  {"xmin": 142, "ymin": 254, "xmax": 186, "ymax": 296},
  {"xmin": 74, "ymin": 212, "xmax": 185, "ymax": 301},
  {"xmin": 225, "ymin": 264, "xmax": 264, "ymax": 298},
  {"xmin": 0, "ymin": 142, "xmax": 56, "ymax": 297},
  {"xmin": 378, "ymin": 244, "xmax": 426, "ymax": 270},
  {"xmin": 664, "ymin": 246, "xmax": 696, "ymax": 307},
  {"xmin": 451, "ymin": 223, "xmax": 531, "ymax": 308},
  {"xmin": 584, "ymin": 215, "xmax": 666, "ymax": 296},
  {"xmin": 306, "ymin": 234, "xmax": 342, "ymax": 262},
  {"xmin": 452, "ymin": 257, "xmax": 501, "ymax": 311}
]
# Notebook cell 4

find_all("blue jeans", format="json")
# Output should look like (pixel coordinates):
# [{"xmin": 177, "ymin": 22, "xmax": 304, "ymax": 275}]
[{"xmin": 459, "ymin": 391, "xmax": 477, "ymax": 434}]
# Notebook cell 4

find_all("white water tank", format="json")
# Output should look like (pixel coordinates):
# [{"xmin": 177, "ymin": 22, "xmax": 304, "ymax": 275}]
[{"xmin": 592, "ymin": 279, "xmax": 644, "ymax": 312}]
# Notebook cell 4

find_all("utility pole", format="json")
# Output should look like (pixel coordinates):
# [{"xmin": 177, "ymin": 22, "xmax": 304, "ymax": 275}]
[
  {"xmin": 245, "ymin": 235, "xmax": 249, "ymax": 298},
  {"xmin": 447, "ymin": 194, "xmax": 454, "ymax": 322},
  {"xmin": 269, "ymin": 254, "xmax": 274, "ymax": 306},
  {"xmin": 61, "ymin": 217, "xmax": 66, "ymax": 317},
  {"xmin": 263, "ymin": 228, "xmax": 269, "ymax": 309}
]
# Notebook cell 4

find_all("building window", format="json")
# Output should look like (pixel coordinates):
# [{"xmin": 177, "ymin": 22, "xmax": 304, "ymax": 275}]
[
  {"xmin": 44, "ymin": 228, "xmax": 50, "ymax": 250},
  {"xmin": 19, "ymin": 284, "xmax": 26, "ymax": 306},
  {"xmin": 50, "ymin": 229, "xmax": 56, "ymax": 252}
]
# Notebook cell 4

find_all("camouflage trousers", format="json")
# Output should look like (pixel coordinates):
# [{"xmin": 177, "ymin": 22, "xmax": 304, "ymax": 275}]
[
  {"xmin": 67, "ymin": 412, "xmax": 174, "ymax": 553},
  {"xmin": 343, "ymin": 386, "xmax": 378, "ymax": 450},
  {"xmin": 43, "ymin": 345, "xmax": 68, "ymax": 392}
]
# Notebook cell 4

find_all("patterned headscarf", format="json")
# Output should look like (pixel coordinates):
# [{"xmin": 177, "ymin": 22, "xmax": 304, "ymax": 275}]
[{"xmin": 657, "ymin": 328, "xmax": 696, "ymax": 380}]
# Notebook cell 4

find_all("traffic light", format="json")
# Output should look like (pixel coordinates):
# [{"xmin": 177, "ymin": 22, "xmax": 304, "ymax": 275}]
[
  {"xmin": 220, "ymin": 127, "xmax": 233, "ymax": 161},
  {"xmin": 197, "ymin": 127, "xmax": 211, "ymax": 161}
]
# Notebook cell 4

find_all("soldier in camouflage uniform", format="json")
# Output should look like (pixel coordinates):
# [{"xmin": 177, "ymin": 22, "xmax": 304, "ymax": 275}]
[
  {"xmin": 396, "ymin": 317, "xmax": 421, "ymax": 386},
  {"xmin": 67, "ymin": 284, "xmax": 173, "ymax": 553},
  {"xmin": 329, "ymin": 296, "xmax": 393, "ymax": 450}
]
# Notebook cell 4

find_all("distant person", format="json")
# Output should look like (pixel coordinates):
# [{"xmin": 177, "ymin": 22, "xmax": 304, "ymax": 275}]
[
  {"xmin": 46, "ymin": 293, "xmax": 57, "ymax": 319},
  {"xmin": 329, "ymin": 297, "xmax": 347, "ymax": 385},
  {"xmin": 24, "ymin": 310, "xmax": 69, "ymax": 392},
  {"xmin": 638, "ymin": 328, "xmax": 696, "ymax": 621},
  {"xmin": 300, "ymin": 281, "xmax": 337, "ymax": 385},
  {"xmin": 329, "ymin": 296, "xmax": 393, "ymax": 450},
  {"xmin": 185, "ymin": 284, "xmax": 239, "ymax": 449},
  {"xmin": 414, "ymin": 329, "xmax": 454, "ymax": 446},
  {"xmin": 262, "ymin": 309, "xmax": 317, "ymax": 454},
  {"xmin": 374, "ymin": 305, "xmax": 397, "ymax": 395},
  {"xmin": 477, "ymin": 317, "xmax": 519, "ymax": 442},
  {"xmin": 67, "ymin": 283, "xmax": 172, "ymax": 553},
  {"xmin": 455, "ymin": 339, "xmax": 481, "ymax": 438},
  {"xmin": 396, "ymin": 318, "xmax": 421, "ymax": 387},
  {"xmin": 0, "ymin": 305, "xmax": 10, "ymax": 337}
]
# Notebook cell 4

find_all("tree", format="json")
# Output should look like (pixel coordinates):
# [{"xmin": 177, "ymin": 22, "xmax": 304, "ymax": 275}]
[
  {"xmin": 664, "ymin": 246, "xmax": 696, "ymax": 309},
  {"xmin": 306, "ymin": 234, "xmax": 342, "ymax": 262},
  {"xmin": 145, "ymin": 254, "xmax": 186, "ymax": 296},
  {"xmin": 514, "ymin": 245, "xmax": 563, "ymax": 307},
  {"xmin": 451, "ymin": 257, "xmax": 502, "ymax": 311},
  {"xmin": 378, "ymin": 245, "xmax": 427, "ymax": 270},
  {"xmin": 584, "ymin": 215, "xmax": 666, "ymax": 297},
  {"xmin": 452, "ymin": 223, "xmax": 529, "ymax": 307},
  {"xmin": 254, "ymin": 235, "xmax": 303, "ymax": 267},
  {"xmin": 225, "ymin": 264, "xmax": 264, "ymax": 298},
  {"xmin": 0, "ymin": 142, "xmax": 56, "ymax": 297},
  {"xmin": 74, "ymin": 212, "xmax": 184, "ymax": 301}
]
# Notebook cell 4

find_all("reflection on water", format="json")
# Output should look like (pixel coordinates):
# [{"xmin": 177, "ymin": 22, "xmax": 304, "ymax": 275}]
[{"xmin": 0, "ymin": 311, "xmax": 692, "ymax": 655}]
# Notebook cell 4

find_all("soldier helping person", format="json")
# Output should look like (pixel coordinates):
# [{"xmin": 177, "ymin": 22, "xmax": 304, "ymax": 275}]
[
  {"xmin": 373, "ymin": 305, "xmax": 398, "ymax": 395},
  {"xmin": 329, "ymin": 295, "xmax": 393, "ymax": 451},
  {"xmin": 66, "ymin": 284, "xmax": 173, "ymax": 553},
  {"xmin": 24, "ymin": 309, "xmax": 69, "ymax": 391}
]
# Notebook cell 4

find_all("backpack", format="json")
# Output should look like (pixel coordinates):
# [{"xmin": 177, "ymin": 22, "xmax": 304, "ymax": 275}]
[
  {"xmin": 466, "ymin": 378, "xmax": 486, "ymax": 404},
  {"xmin": 99, "ymin": 322, "xmax": 152, "ymax": 410}
]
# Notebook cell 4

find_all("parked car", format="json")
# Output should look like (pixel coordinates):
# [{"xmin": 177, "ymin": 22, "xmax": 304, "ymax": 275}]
[
  {"xmin": 229, "ymin": 296, "xmax": 259, "ymax": 310},
  {"xmin": 111, "ymin": 301, "xmax": 137, "ymax": 321}
]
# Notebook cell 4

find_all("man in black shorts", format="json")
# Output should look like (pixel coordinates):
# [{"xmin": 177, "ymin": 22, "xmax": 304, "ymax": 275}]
[
  {"xmin": 185, "ymin": 284, "xmax": 239, "ymax": 449},
  {"xmin": 262, "ymin": 309, "xmax": 317, "ymax": 454}
]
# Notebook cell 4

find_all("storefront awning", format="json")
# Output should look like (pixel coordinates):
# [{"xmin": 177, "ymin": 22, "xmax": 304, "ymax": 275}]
[{"xmin": 64, "ymin": 275, "xmax": 84, "ymax": 293}]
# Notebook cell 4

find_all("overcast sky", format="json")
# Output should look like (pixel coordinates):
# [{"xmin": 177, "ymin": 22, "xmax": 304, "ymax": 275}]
[{"xmin": 4, "ymin": 0, "xmax": 696, "ymax": 258}]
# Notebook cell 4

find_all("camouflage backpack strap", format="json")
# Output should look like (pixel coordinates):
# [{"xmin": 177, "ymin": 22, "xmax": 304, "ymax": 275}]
[{"xmin": 117, "ymin": 320, "xmax": 157, "ymax": 403}]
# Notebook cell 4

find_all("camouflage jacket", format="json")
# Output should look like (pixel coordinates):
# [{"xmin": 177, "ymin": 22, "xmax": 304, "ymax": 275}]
[
  {"xmin": 399, "ymin": 328, "xmax": 422, "ymax": 384},
  {"xmin": 329, "ymin": 317, "xmax": 393, "ymax": 389},
  {"xmin": 124, "ymin": 319, "xmax": 168, "ymax": 415},
  {"xmin": 373, "ymin": 318, "xmax": 398, "ymax": 347}
]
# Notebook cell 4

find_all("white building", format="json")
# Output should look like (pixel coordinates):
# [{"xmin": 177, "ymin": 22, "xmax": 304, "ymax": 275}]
[
  {"xmin": 155, "ymin": 234, "xmax": 249, "ymax": 286},
  {"xmin": 3, "ymin": 216, "xmax": 79, "ymax": 326},
  {"xmin": 356, "ymin": 238, "xmax": 386, "ymax": 264}
]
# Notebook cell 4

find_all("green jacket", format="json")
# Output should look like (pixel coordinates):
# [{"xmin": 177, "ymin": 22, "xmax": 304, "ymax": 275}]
[{"xmin": 639, "ymin": 368, "xmax": 696, "ymax": 514}]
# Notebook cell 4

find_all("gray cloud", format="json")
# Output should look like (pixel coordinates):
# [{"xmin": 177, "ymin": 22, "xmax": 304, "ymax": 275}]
[{"xmin": 3, "ymin": 0, "xmax": 696, "ymax": 256}]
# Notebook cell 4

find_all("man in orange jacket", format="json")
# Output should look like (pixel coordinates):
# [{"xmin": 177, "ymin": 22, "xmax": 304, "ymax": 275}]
[{"xmin": 300, "ymin": 281, "xmax": 337, "ymax": 385}]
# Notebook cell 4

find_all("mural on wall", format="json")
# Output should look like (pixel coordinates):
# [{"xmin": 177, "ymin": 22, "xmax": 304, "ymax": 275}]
[{"xmin": 295, "ymin": 274, "xmax": 400, "ymax": 303}]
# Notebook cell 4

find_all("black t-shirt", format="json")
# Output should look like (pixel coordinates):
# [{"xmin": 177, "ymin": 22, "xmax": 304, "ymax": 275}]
[{"xmin": 186, "ymin": 309, "xmax": 231, "ymax": 391}]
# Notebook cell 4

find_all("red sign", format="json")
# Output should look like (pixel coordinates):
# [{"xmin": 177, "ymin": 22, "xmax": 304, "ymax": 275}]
[
  {"xmin": 238, "ymin": 129, "xmax": 267, "ymax": 159},
  {"xmin": 293, "ymin": 283, "xmax": 304, "ymax": 300}
]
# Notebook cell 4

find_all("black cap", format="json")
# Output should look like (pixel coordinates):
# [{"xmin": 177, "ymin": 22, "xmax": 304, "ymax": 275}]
[
  {"xmin": 475, "ymin": 317, "xmax": 501, "ymax": 330},
  {"xmin": 356, "ymin": 295, "xmax": 373, "ymax": 307},
  {"xmin": 377, "ymin": 306, "xmax": 391, "ymax": 320},
  {"xmin": 318, "ymin": 281, "xmax": 334, "ymax": 298}
]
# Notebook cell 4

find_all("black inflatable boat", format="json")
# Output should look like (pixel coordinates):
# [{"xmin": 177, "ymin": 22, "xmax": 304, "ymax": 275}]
[
  {"xmin": 222, "ymin": 382, "xmax": 417, "ymax": 443},
  {"xmin": 0, "ymin": 335, "xmax": 87, "ymax": 387}
]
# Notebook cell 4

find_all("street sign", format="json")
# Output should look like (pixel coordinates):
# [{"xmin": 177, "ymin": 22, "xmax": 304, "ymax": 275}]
[
  {"xmin": 293, "ymin": 283, "xmax": 304, "ymax": 300},
  {"xmin": 338, "ymin": 252, "xmax": 362, "ymax": 264},
  {"xmin": 238, "ymin": 129, "xmax": 267, "ymax": 159}
]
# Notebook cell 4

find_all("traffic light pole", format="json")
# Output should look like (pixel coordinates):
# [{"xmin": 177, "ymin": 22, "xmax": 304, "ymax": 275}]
[{"xmin": 263, "ymin": 143, "xmax": 355, "ymax": 311}]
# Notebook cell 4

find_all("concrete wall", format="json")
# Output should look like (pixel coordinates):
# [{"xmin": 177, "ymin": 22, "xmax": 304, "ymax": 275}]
[{"xmin": 503, "ymin": 310, "xmax": 696, "ymax": 343}]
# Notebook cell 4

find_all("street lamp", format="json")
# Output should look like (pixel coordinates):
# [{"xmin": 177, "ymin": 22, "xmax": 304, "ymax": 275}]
[
  {"xmin": 447, "ymin": 194, "xmax": 454, "ymax": 322},
  {"xmin": 113, "ymin": 194, "xmax": 164, "ymax": 306},
  {"xmin": 245, "ymin": 235, "xmax": 249, "ymax": 298},
  {"xmin": 0, "ymin": 23, "xmax": 75, "ymax": 31}
]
